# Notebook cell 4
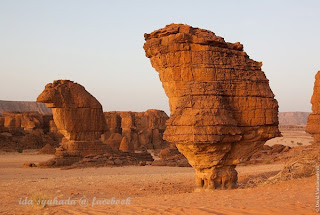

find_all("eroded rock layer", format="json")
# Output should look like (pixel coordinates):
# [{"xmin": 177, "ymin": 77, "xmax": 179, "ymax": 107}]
[
  {"xmin": 306, "ymin": 71, "xmax": 320, "ymax": 144},
  {"xmin": 0, "ymin": 111, "xmax": 52, "ymax": 132},
  {"xmin": 0, "ymin": 111, "xmax": 60, "ymax": 150},
  {"xmin": 103, "ymin": 109, "xmax": 169, "ymax": 150},
  {"xmin": 144, "ymin": 24, "xmax": 280, "ymax": 189}
]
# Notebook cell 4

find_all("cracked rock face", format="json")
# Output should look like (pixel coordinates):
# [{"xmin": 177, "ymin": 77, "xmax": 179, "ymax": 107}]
[
  {"xmin": 143, "ymin": 24, "xmax": 280, "ymax": 189},
  {"xmin": 37, "ymin": 80, "xmax": 108, "ymax": 165},
  {"xmin": 306, "ymin": 71, "xmax": 320, "ymax": 145}
]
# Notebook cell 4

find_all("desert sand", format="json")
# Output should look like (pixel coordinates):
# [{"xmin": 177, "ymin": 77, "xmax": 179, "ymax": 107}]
[
  {"xmin": 266, "ymin": 128, "xmax": 313, "ymax": 147},
  {"xmin": 0, "ymin": 149, "xmax": 317, "ymax": 215}
]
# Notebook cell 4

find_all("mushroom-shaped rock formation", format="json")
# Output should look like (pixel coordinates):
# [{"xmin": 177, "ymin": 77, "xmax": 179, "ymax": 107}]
[
  {"xmin": 37, "ymin": 80, "xmax": 110, "ymax": 166},
  {"xmin": 306, "ymin": 71, "xmax": 320, "ymax": 145},
  {"xmin": 143, "ymin": 24, "xmax": 280, "ymax": 189}
]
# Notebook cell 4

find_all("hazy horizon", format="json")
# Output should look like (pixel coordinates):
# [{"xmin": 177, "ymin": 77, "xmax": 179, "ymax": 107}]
[{"xmin": 1, "ymin": 0, "xmax": 319, "ymax": 114}]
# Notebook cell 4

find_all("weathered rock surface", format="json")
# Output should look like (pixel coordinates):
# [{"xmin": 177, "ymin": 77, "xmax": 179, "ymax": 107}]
[
  {"xmin": 144, "ymin": 24, "xmax": 280, "ymax": 189},
  {"xmin": 152, "ymin": 144, "xmax": 190, "ymax": 167},
  {"xmin": 103, "ymin": 109, "xmax": 169, "ymax": 150},
  {"xmin": 37, "ymin": 80, "xmax": 106, "ymax": 142},
  {"xmin": 64, "ymin": 151, "xmax": 154, "ymax": 169},
  {"xmin": 266, "ymin": 145, "xmax": 320, "ymax": 183},
  {"xmin": 38, "ymin": 143, "xmax": 56, "ymax": 154},
  {"xmin": 0, "ymin": 111, "xmax": 52, "ymax": 132},
  {"xmin": 23, "ymin": 162, "xmax": 37, "ymax": 168},
  {"xmin": 0, "ymin": 111, "xmax": 60, "ymax": 150},
  {"xmin": 306, "ymin": 71, "xmax": 320, "ymax": 145},
  {"xmin": 37, "ymin": 80, "xmax": 110, "ymax": 167},
  {"xmin": 119, "ymin": 137, "xmax": 135, "ymax": 153},
  {"xmin": 104, "ymin": 133, "xmax": 123, "ymax": 151},
  {"xmin": 246, "ymin": 144, "xmax": 291, "ymax": 164}
]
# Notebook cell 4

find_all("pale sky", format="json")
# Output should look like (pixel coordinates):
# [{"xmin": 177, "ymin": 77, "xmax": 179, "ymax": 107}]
[{"xmin": 0, "ymin": 0, "xmax": 319, "ymax": 113}]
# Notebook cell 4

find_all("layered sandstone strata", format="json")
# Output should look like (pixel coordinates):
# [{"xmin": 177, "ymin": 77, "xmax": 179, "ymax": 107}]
[
  {"xmin": 306, "ymin": 71, "xmax": 320, "ymax": 144},
  {"xmin": 0, "ymin": 109, "xmax": 169, "ymax": 152},
  {"xmin": 103, "ymin": 109, "xmax": 169, "ymax": 150},
  {"xmin": 0, "ymin": 111, "xmax": 60, "ymax": 150},
  {"xmin": 144, "ymin": 24, "xmax": 280, "ymax": 189},
  {"xmin": 119, "ymin": 137, "xmax": 135, "ymax": 153},
  {"xmin": 0, "ymin": 111, "xmax": 52, "ymax": 132},
  {"xmin": 37, "ymin": 80, "xmax": 110, "ymax": 166}
]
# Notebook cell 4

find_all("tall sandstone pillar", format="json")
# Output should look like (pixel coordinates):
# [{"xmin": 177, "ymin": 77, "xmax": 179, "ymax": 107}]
[
  {"xmin": 306, "ymin": 71, "xmax": 320, "ymax": 144},
  {"xmin": 144, "ymin": 24, "xmax": 280, "ymax": 189}
]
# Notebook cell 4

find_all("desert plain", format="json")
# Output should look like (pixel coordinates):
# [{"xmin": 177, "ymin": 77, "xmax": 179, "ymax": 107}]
[{"xmin": 0, "ymin": 127, "xmax": 318, "ymax": 215}]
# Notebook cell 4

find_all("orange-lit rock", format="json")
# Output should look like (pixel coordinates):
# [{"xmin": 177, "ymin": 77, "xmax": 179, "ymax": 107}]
[
  {"xmin": 144, "ymin": 24, "xmax": 280, "ymax": 189},
  {"xmin": 37, "ymin": 80, "xmax": 110, "ymax": 166},
  {"xmin": 0, "ymin": 111, "xmax": 60, "ymax": 150},
  {"xmin": 103, "ymin": 109, "xmax": 169, "ymax": 150},
  {"xmin": 119, "ymin": 137, "xmax": 135, "ymax": 153},
  {"xmin": 306, "ymin": 71, "xmax": 320, "ymax": 144}
]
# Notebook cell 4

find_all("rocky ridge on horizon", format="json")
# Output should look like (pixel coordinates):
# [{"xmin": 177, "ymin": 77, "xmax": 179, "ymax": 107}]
[
  {"xmin": 0, "ymin": 100, "xmax": 51, "ymax": 115},
  {"xmin": 279, "ymin": 112, "xmax": 310, "ymax": 126}
]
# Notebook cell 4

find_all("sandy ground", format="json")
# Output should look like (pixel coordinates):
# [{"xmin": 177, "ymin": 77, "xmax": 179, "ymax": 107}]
[
  {"xmin": 266, "ymin": 129, "xmax": 313, "ymax": 147},
  {"xmin": 0, "ymin": 151, "xmax": 318, "ymax": 215}
]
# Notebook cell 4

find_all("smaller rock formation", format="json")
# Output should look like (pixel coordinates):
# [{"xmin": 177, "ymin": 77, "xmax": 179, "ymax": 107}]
[
  {"xmin": 0, "ymin": 117, "xmax": 4, "ymax": 129},
  {"xmin": 246, "ymin": 144, "xmax": 291, "ymax": 164},
  {"xmin": 0, "ymin": 111, "xmax": 51, "ymax": 131},
  {"xmin": 23, "ymin": 162, "xmax": 37, "ymax": 168},
  {"xmin": 152, "ymin": 144, "xmax": 190, "ymax": 167},
  {"xmin": 37, "ymin": 80, "xmax": 111, "ymax": 167},
  {"xmin": 266, "ymin": 146, "xmax": 320, "ymax": 183},
  {"xmin": 103, "ymin": 110, "xmax": 169, "ymax": 150},
  {"xmin": 119, "ymin": 137, "xmax": 135, "ymax": 153},
  {"xmin": 38, "ymin": 143, "xmax": 56, "ymax": 154},
  {"xmin": 104, "ymin": 133, "xmax": 123, "ymax": 151},
  {"xmin": 0, "ymin": 111, "xmax": 60, "ymax": 150},
  {"xmin": 65, "ymin": 150, "xmax": 154, "ymax": 169},
  {"xmin": 306, "ymin": 71, "xmax": 320, "ymax": 145},
  {"xmin": 36, "ymin": 80, "xmax": 155, "ymax": 168}
]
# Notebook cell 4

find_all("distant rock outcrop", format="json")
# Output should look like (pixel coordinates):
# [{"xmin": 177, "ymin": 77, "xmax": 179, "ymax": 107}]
[
  {"xmin": 0, "ymin": 111, "xmax": 52, "ymax": 131},
  {"xmin": 144, "ymin": 24, "xmax": 280, "ymax": 189},
  {"xmin": 306, "ymin": 71, "xmax": 320, "ymax": 145},
  {"xmin": 103, "ymin": 110, "xmax": 169, "ymax": 150},
  {"xmin": 0, "ymin": 100, "xmax": 51, "ymax": 115},
  {"xmin": 279, "ymin": 112, "xmax": 310, "ymax": 126},
  {"xmin": 0, "ymin": 111, "xmax": 60, "ymax": 150}
]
